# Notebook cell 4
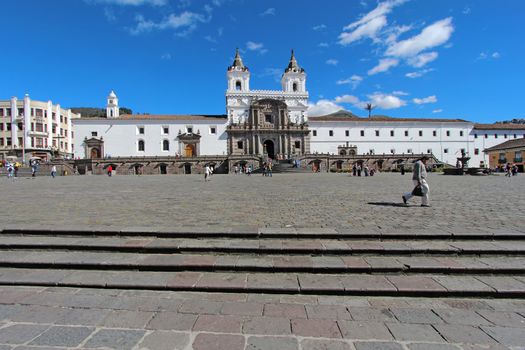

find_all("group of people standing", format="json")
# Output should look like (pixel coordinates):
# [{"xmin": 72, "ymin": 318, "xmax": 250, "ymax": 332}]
[
  {"xmin": 233, "ymin": 164, "xmax": 253, "ymax": 175},
  {"xmin": 351, "ymin": 163, "xmax": 376, "ymax": 177},
  {"xmin": 504, "ymin": 163, "xmax": 519, "ymax": 177}
]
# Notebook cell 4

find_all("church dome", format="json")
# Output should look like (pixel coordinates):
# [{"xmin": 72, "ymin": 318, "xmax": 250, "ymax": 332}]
[{"xmin": 108, "ymin": 90, "xmax": 117, "ymax": 98}]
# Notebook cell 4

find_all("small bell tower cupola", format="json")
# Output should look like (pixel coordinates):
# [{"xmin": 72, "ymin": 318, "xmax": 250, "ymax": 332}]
[
  {"xmin": 106, "ymin": 90, "xmax": 119, "ymax": 118},
  {"xmin": 227, "ymin": 48, "xmax": 250, "ymax": 92},
  {"xmin": 281, "ymin": 49, "xmax": 306, "ymax": 93}
]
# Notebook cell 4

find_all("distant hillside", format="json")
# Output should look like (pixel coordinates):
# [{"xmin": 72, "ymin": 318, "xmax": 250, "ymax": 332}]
[
  {"xmin": 495, "ymin": 118, "xmax": 525, "ymax": 124},
  {"xmin": 70, "ymin": 107, "xmax": 132, "ymax": 118}
]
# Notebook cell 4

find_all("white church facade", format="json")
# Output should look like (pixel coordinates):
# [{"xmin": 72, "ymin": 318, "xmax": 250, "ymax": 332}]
[{"xmin": 71, "ymin": 50, "xmax": 525, "ymax": 173}]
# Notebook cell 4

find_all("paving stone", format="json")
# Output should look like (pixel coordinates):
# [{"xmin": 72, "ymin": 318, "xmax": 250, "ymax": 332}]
[
  {"xmin": 311, "ymin": 256, "xmax": 346, "ymax": 269},
  {"xmin": 179, "ymin": 300, "xmax": 223, "ymax": 315},
  {"xmin": 196, "ymin": 272, "xmax": 247, "ymax": 290},
  {"xmin": 433, "ymin": 308, "xmax": 493, "ymax": 326},
  {"xmin": 29, "ymin": 326, "xmax": 94, "ymax": 347},
  {"xmin": 480, "ymin": 325, "xmax": 525, "ymax": 347},
  {"xmin": 55, "ymin": 308, "xmax": 111, "ymax": 326},
  {"xmin": 264, "ymin": 303, "xmax": 307, "ymax": 318},
  {"xmin": 83, "ymin": 329, "xmax": 146, "ymax": 350},
  {"xmin": 193, "ymin": 314, "xmax": 242, "ymax": 333},
  {"xmin": 386, "ymin": 323, "xmax": 444, "ymax": 342},
  {"xmin": 300, "ymin": 339, "xmax": 353, "ymax": 350},
  {"xmin": 348, "ymin": 307, "xmax": 397, "ymax": 322},
  {"xmin": 475, "ymin": 277, "xmax": 525, "ymax": 293},
  {"xmin": 305, "ymin": 304, "xmax": 352, "ymax": 320},
  {"xmin": 146, "ymin": 312, "xmax": 197, "ymax": 331},
  {"xmin": 407, "ymin": 344, "xmax": 460, "ymax": 350},
  {"xmin": 387, "ymin": 276, "xmax": 448, "ymax": 293},
  {"xmin": 242, "ymin": 316, "xmax": 291, "ymax": 335},
  {"xmin": 246, "ymin": 336, "xmax": 298, "ymax": 350},
  {"xmin": 433, "ymin": 324, "xmax": 498, "ymax": 344},
  {"xmin": 165, "ymin": 272, "xmax": 202, "ymax": 288},
  {"xmin": 0, "ymin": 324, "xmax": 49, "ymax": 344},
  {"xmin": 8, "ymin": 305, "xmax": 69, "ymax": 324},
  {"xmin": 298, "ymin": 274, "xmax": 345, "ymax": 292},
  {"xmin": 192, "ymin": 333, "xmax": 244, "ymax": 350},
  {"xmin": 364, "ymin": 257, "xmax": 406, "ymax": 270},
  {"xmin": 340, "ymin": 257, "xmax": 370, "ymax": 269},
  {"xmin": 476, "ymin": 310, "xmax": 525, "ymax": 327},
  {"xmin": 246, "ymin": 274, "xmax": 299, "ymax": 292},
  {"xmin": 0, "ymin": 305, "xmax": 19, "ymax": 321},
  {"xmin": 337, "ymin": 320, "xmax": 393, "ymax": 340},
  {"xmin": 432, "ymin": 276, "xmax": 496, "ymax": 293},
  {"xmin": 137, "ymin": 330, "xmax": 190, "ymax": 350},
  {"xmin": 221, "ymin": 302, "xmax": 264, "ymax": 316},
  {"xmin": 342, "ymin": 275, "xmax": 397, "ymax": 292},
  {"xmin": 291, "ymin": 319, "xmax": 341, "ymax": 338},
  {"xmin": 353, "ymin": 342, "xmax": 404, "ymax": 350},
  {"xmin": 273, "ymin": 256, "xmax": 313, "ymax": 269},
  {"xmin": 101, "ymin": 310, "xmax": 155, "ymax": 328},
  {"xmin": 390, "ymin": 307, "xmax": 444, "ymax": 324}
]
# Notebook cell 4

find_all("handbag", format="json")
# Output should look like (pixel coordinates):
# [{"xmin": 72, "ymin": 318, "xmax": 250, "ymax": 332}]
[{"xmin": 412, "ymin": 184, "xmax": 424, "ymax": 197}]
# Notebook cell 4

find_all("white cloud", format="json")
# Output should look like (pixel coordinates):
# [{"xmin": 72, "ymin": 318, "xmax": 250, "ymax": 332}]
[
  {"xmin": 405, "ymin": 68, "xmax": 434, "ymax": 78},
  {"xmin": 407, "ymin": 51, "xmax": 438, "ymax": 68},
  {"xmin": 326, "ymin": 59, "xmax": 338, "ymax": 66},
  {"xmin": 308, "ymin": 100, "xmax": 344, "ymax": 116},
  {"xmin": 90, "ymin": 0, "xmax": 167, "ymax": 5},
  {"xmin": 313, "ymin": 24, "xmax": 327, "ymax": 31},
  {"xmin": 384, "ymin": 24, "xmax": 412, "ymax": 45},
  {"xmin": 339, "ymin": 0, "xmax": 406, "ymax": 46},
  {"xmin": 392, "ymin": 90, "xmax": 409, "ymax": 96},
  {"xmin": 318, "ymin": 42, "xmax": 329, "ymax": 48},
  {"xmin": 413, "ymin": 95, "xmax": 437, "ymax": 104},
  {"xmin": 336, "ymin": 75, "xmax": 363, "ymax": 90},
  {"xmin": 368, "ymin": 58, "xmax": 399, "ymax": 75},
  {"xmin": 246, "ymin": 41, "xmax": 268, "ymax": 54},
  {"xmin": 432, "ymin": 109, "xmax": 443, "ymax": 113},
  {"xmin": 386, "ymin": 17, "xmax": 454, "ymax": 57},
  {"xmin": 477, "ymin": 51, "xmax": 500, "ymax": 61},
  {"xmin": 492, "ymin": 51, "xmax": 501, "ymax": 59},
  {"xmin": 161, "ymin": 53, "xmax": 171, "ymax": 60},
  {"xmin": 368, "ymin": 92, "xmax": 406, "ymax": 109},
  {"xmin": 129, "ymin": 11, "xmax": 208, "ymax": 35},
  {"xmin": 260, "ymin": 8, "xmax": 276, "ymax": 16},
  {"xmin": 462, "ymin": 6, "xmax": 471, "ymax": 15},
  {"xmin": 335, "ymin": 95, "xmax": 361, "ymax": 104}
]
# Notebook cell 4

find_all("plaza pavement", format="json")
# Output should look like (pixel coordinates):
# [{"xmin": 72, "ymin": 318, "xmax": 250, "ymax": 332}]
[
  {"xmin": 0, "ymin": 172, "xmax": 523, "ymax": 233},
  {"xmin": 0, "ymin": 172, "xmax": 524, "ymax": 349}
]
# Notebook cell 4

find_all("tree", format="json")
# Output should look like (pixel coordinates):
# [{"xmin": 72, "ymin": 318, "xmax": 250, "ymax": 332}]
[{"xmin": 365, "ymin": 103, "xmax": 375, "ymax": 118}]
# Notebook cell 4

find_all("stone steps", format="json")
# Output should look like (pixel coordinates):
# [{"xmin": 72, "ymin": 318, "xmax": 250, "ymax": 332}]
[
  {"xmin": 0, "ymin": 228, "xmax": 524, "ymax": 298},
  {"xmin": 1, "ymin": 235, "xmax": 524, "ymax": 255},
  {"xmin": 0, "ymin": 268, "xmax": 524, "ymax": 298}
]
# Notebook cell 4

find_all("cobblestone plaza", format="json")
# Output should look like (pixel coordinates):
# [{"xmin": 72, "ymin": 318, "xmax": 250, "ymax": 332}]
[{"xmin": 1, "ymin": 172, "xmax": 523, "ymax": 232}]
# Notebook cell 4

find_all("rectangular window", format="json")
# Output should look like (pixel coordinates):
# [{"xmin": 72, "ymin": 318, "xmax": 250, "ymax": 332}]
[
  {"xmin": 369, "ymin": 149, "xmax": 374, "ymax": 155},
  {"xmin": 432, "ymin": 130, "xmax": 437, "ymax": 137},
  {"xmin": 474, "ymin": 134, "xmax": 478, "ymax": 138},
  {"xmin": 390, "ymin": 130, "xmax": 394, "ymax": 137},
  {"xmin": 7, "ymin": 123, "xmax": 11, "ymax": 131},
  {"xmin": 329, "ymin": 130, "xmax": 334, "ymax": 137},
  {"xmin": 60, "ymin": 115, "xmax": 63, "ymax": 123},
  {"xmin": 427, "ymin": 149, "xmax": 432, "ymax": 154},
  {"xmin": 312, "ymin": 130, "xmax": 317, "ymax": 136},
  {"xmin": 0, "ymin": 109, "xmax": 4, "ymax": 116},
  {"xmin": 499, "ymin": 152, "xmax": 505, "ymax": 160},
  {"xmin": 35, "ymin": 123, "xmax": 43, "ymax": 132},
  {"xmin": 52, "ymin": 126, "xmax": 56, "ymax": 134},
  {"xmin": 446, "ymin": 130, "xmax": 450, "ymax": 137},
  {"xmin": 237, "ymin": 141, "xmax": 243, "ymax": 149},
  {"xmin": 138, "ymin": 126, "xmax": 145, "ymax": 134},
  {"xmin": 390, "ymin": 149, "xmax": 395, "ymax": 154},
  {"xmin": 485, "ymin": 134, "xmax": 488, "ymax": 138},
  {"xmin": 514, "ymin": 134, "xmax": 517, "ymax": 138},
  {"xmin": 419, "ymin": 130, "xmax": 423, "ymax": 137},
  {"xmin": 360, "ymin": 130, "xmax": 365, "ymax": 137},
  {"xmin": 35, "ymin": 109, "xmax": 43, "ymax": 117},
  {"xmin": 7, "ymin": 138, "xmax": 11, "ymax": 146},
  {"xmin": 294, "ymin": 141, "xmax": 301, "ymax": 149},
  {"xmin": 209, "ymin": 126, "xmax": 216, "ymax": 134},
  {"xmin": 345, "ymin": 130, "xmax": 349, "ymax": 137},
  {"xmin": 460, "ymin": 131, "xmax": 464, "ymax": 137},
  {"xmin": 186, "ymin": 126, "xmax": 193, "ymax": 133},
  {"xmin": 474, "ymin": 148, "xmax": 479, "ymax": 155},
  {"xmin": 91, "ymin": 131, "xmax": 98, "ymax": 137},
  {"xmin": 6, "ymin": 108, "xmax": 11, "ymax": 117},
  {"xmin": 494, "ymin": 134, "xmax": 498, "ymax": 138},
  {"xmin": 265, "ymin": 114, "xmax": 272, "ymax": 123},
  {"xmin": 375, "ymin": 130, "xmax": 380, "ymax": 137},
  {"xmin": 407, "ymin": 149, "xmax": 413, "ymax": 154},
  {"xmin": 404, "ymin": 130, "xmax": 409, "ymax": 137},
  {"xmin": 515, "ymin": 151, "xmax": 522, "ymax": 162},
  {"xmin": 0, "ymin": 138, "xmax": 3, "ymax": 146},
  {"xmin": 0, "ymin": 123, "xmax": 3, "ymax": 131},
  {"xmin": 18, "ymin": 137, "xmax": 22, "ymax": 145},
  {"xmin": 19, "ymin": 108, "xmax": 24, "ymax": 116},
  {"xmin": 444, "ymin": 148, "xmax": 449, "ymax": 154},
  {"xmin": 504, "ymin": 134, "xmax": 508, "ymax": 139}
]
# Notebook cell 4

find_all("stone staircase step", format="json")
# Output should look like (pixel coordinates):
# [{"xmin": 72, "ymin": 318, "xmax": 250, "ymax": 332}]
[
  {"xmin": 1, "ymin": 235, "xmax": 525, "ymax": 255},
  {"xmin": 2, "ymin": 228, "xmax": 525, "ymax": 240},
  {"xmin": 0, "ymin": 250, "xmax": 524, "ymax": 275},
  {"xmin": 0, "ymin": 268, "xmax": 524, "ymax": 298}
]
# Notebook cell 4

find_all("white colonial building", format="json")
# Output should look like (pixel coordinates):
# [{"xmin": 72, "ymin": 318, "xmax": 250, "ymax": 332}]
[
  {"xmin": 0, "ymin": 94, "xmax": 79, "ymax": 161},
  {"xmin": 70, "ymin": 49, "xmax": 525, "ymax": 170}
]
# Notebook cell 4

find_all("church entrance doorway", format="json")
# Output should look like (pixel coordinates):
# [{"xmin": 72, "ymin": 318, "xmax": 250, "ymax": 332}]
[
  {"xmin": 184, "ymin": 144, "xmax": 195, "ymax": 157},
  {"xmin": 263, "ymin": 140, "xmax": 275, "ymax": 160},
  {"xmin": 184, "ymin": 163, "xmax": 191, "ymax": 174}
]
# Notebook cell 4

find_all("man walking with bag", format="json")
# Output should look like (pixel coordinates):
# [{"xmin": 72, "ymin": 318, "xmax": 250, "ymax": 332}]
[{"xmin": 402, "ymin": 156, "xmax": 430, "ymax": 207}]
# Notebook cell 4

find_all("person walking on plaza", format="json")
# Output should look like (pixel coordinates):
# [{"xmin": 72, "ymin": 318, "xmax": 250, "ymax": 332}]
[
  {"xmin": 107, "ymin": 165, "xmax": 113, "ymax": 177},
  {"xmin": 51, "ymin": 165, "xmax": 57, "ymax": 178},
  {"xmin": 267, "ymin": 161, "xmax": 273, "ymax": 177},
  {"xmin": 204, "ymin": 165, "xmax": 211, "ymax": 181},
  {"xmin": 402, "ymin": 155, "xmax": 431, "ymax": 207}
]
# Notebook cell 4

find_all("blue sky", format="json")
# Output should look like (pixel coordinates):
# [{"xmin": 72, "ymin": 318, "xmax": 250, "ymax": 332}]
[{"xmin": 1, "ymin": 0, "xmax": 523, "ymax": 123}]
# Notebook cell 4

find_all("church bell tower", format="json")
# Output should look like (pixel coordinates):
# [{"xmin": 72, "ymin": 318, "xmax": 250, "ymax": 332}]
[{"xmin": 106, "ymin": 90, "xmax": 119, "ymax": 118}]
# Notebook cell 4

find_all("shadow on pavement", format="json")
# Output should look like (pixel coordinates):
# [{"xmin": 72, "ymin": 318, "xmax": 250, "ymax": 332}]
[{"xmin": 368, "ymin": 202, "xmax": 408, "ymax": 207}]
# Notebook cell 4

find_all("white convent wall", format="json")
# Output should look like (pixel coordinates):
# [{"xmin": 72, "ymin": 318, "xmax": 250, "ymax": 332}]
[{"xmin": 73, "ymin": 118, "xmax": 228, "ymax": 158}]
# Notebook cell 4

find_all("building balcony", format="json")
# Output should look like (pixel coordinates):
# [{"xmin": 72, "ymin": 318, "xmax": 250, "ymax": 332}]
[
  {"xmin": 28, "ymin": 130, "xmax": 49, "ymax": 137},
  {"xmin": 514, "ymin": 158, "xmax": 523, "ymax": 163}
]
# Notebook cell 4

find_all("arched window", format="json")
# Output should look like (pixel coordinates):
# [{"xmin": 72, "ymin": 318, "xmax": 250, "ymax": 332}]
[
  {"xmin": 163, "ymin": 139, "xmax": 169, "ymax": 151},
  {"xmin": 235, "ymin": 80, "xmax": 242, "ymax": 90},
  {"xmin": 138, "ymin": 140, "xmax": 145, "ymax": 151},
  {"xmin": 292, "ymin": 82, "xmax": 298, "ymax": 92}
]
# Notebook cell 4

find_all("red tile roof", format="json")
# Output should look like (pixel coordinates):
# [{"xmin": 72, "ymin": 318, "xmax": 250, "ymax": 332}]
[
  {"xmin": 474, "ymin": 123, "xmax": 525, "ymax": 130},
  {"xmin": 310, "ymin": 111, "xmax": 468, "ymax": 123}
]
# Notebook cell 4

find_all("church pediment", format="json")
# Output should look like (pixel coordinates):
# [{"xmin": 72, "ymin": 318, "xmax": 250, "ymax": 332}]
[{"xmin": 177, "ymin": 133, "xmax": 201, "ymax": 141}]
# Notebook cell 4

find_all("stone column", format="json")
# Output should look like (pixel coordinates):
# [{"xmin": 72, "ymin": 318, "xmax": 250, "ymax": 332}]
[
  {"xmin": 47, "ymin": 101, "xmax": 53, "ymax": 153},
  {"xmin": 55, "ymin": 104, "xmax": 61, "ymax": 153},
  {"xmin": 10, "ymin": 97, "xmax": 18, "ymax": 148},
  {"xmin": 23, "ymin": 95, "xmax": 31, "ymax": 151},
  {"xmin": 67, "ymin": 109, "xmax": 72, "ymax": 156}
]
